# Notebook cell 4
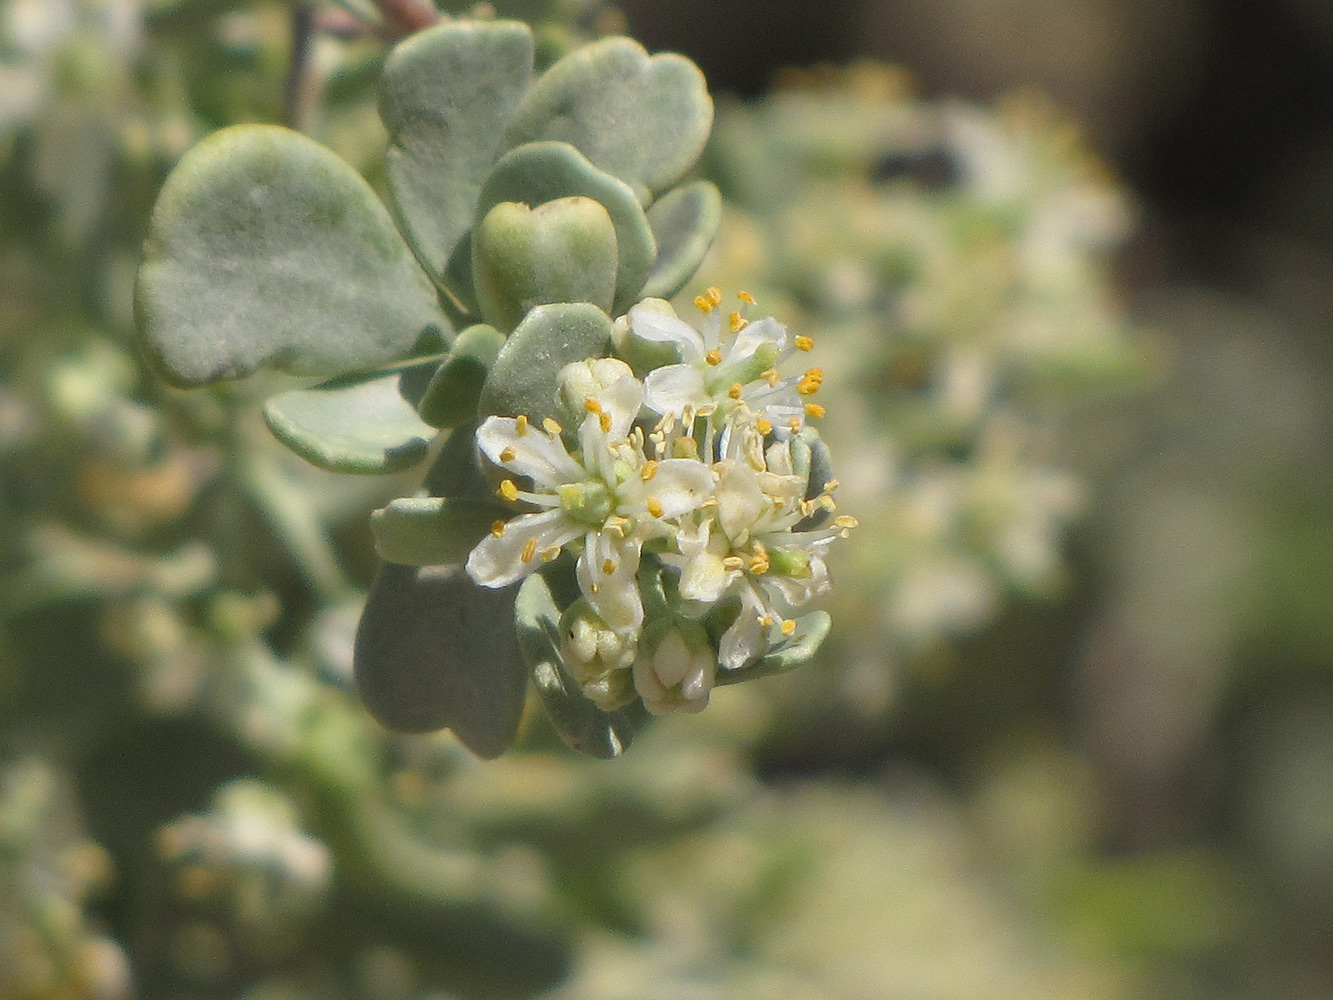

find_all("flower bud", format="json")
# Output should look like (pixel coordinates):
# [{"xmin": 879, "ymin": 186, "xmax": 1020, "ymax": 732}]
[
  {"xmin": 633, "ymin": 620, "xmax": 715, "ymax": 715},
  {"xmin": 559, "ymin": 600, "xmax": 637, "ymax": 711}
]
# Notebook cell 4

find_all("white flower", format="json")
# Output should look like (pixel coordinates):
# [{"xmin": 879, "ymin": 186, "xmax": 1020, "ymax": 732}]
[
  {"xmin": 633, "ymin": 622, "xmax": 715, "ymax": 715},
  {"xmin": 663, "ymin": 411, "xmax": 855, "ymax": 669},
  {"xmin": 623, "ymin": 289, "xmax": 826, "ymax": 437},
  {"xmin": 465, "ymin": 360, "xmax": 715, "ymax": 635}
]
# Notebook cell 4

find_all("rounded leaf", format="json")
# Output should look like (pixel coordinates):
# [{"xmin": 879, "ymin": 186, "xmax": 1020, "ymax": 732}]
[
  {"xmin": 641, "ymin": 181, "xmax": 722, "ymax": 300},
  {"xmin": 371, "ymin": 496, "xmax": 508, "ymax": 566},
  {"xmin": 715, "ymin": 610, "xmax": 832, "ymax": 685},
  {"xmin": 380, "ymin": 20, "xmax": 535, "ymax": 285},
  {"xmin": 354, "ymin": 564, "xmax": 527, "ymax": 756},
  {"xmin": 473, "ymin": 197, "xmax": 618, "ymax": 333},
  {"xmin": 503, "ymin": 37, "xmax": 712, "ymax": 203},
  {"xmin": 418, "ymin": 324, "xmax": 506, "ymax": 428},
  {"xmin": 263, "ymin": 365, "xmax": 439, "ymax": 474},
  {"xmin": 136, "ymin": 125, "xmax": 445, "ymax": 387},
  {"xmin": 477, "ymin": 141, "xmax": 655, "ymax": 314},
  {"xmin": 476, "ymin": 302, "xmax": 614, "ymax": 423}
]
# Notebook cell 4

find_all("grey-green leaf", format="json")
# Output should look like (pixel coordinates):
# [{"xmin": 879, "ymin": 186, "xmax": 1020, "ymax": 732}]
[
  {"xmin": 354, "ymin": 564, "xmax": 527, "ymax": 756},
  {"xmin": 136, "ymin": 125, "xmax": 445, "ymax": 387},
  {"xmin": 503, "ymin": 37, "xmax": 713, "ymax": 204},
  {"xmin": 641, "ymin": 180, "xmax": 722, "ymax": 300},
  {"xmin": 472, "ymin": 197, "xmax": 619, "ymax": 333},
  {"xmin": 516, "ymin": 572, "xmax": 637, "ymax": 758},
  {"xmin": 371, "ymin": 496, "xmax": 508, "ymax": 566},
  {"xmin": 792, "ymin": 428, "xmax": 835, "ymax": 530},
  {"xmin": 715, "ymin": 610, "xmax": 831, "ymax": 686},
  {"xmin": 476, "ymin": 141, "xmax": 655, "ymax": 314},
  {"xmin": 418, "ymin": 324, "xmax": 506, "ymax": 428},
  {"xmin": 380, "ymin": 20, "xmax": 535, "ymax": 286},
  {"xmin": 262, "ymin": 364, "xmax": 440, "ymax": 474},
  {"xmin": 476, "ymin": 302, "xmax": 613, "ymax": 422}
]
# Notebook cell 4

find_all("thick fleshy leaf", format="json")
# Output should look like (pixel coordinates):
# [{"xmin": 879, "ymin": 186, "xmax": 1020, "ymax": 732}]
[
  {"xmin": 380, "ymin": 20, "xmax": 534, "ymax": 286},
  {"xmin": 473, "ymin": 197, "xmax": 618, "ymax": 332},
  {"xmin": 425, "ymin": 422, "xmax": 493, "ymax": 503},
  {"xmin": 263, "ymin": 364, "xmax": 439, "ymax": 474},
  {"xmin": 715, "ymin": 610, "xmax": 831, "ymax": 686},
  {"xmin": 641, "ymin": 181, "xmax": 722, "ymax": 300},
  {"xmin": 515, "ymin": 571, "xmax": 637, "ymax": 758},
  {"xmin": 792, "ymin": 428, "xmax": 835, "ymax": 530},
  {"xmin": 476, "ymin": 302, "xmax": 614, "ymax": 423},
  {"xmin": 136, "ymin": 125, "xmax": 445, "ymax": 387},
  {"xmin": 418, "ymin": 325, "xmax": 506, "ymax": 428},
  {"xmin": 503, "ymin": 37, "xmax": 712, "ymax": 203},
  {"xmin": 476, "ymin": 141, "xmax": 655, "ymax": 314},
  {"xmin": 354, "ymin": 563, "xmax": 527, "ymax": 756},
  {"xmin": 371, "ymin": 496, "xmax": 510, "ymax": 566}
]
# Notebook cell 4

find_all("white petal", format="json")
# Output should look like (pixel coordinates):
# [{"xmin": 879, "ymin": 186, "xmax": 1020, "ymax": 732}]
[
  {"xmin": 643, "ymin": 364, "xmax": 711, "ymax": 417},
  {"xmin": 715, "ymin": 461, "xmax": 767, "ymax": 540},
  {"xmin": 576, "ymin": 532, "xmax": 643, "ymax": 634},
  {"xmin": 677, "ymin": 550, "xmax": 729, "ymax": 603},
  {"xmin": 476, "ymin": 417, "xmax": 583, "ymax": 486},
  {"xmin": 629, "ymin": 306, "xmax": 705, "ymax": 363},
  {"xmin": 465, "ymin": 509, "xmax": 579, "ymax": 588},
  {"xmin": 620, "ymin": 458, "xmax": 714, "ymax": 521},
  {"xmin": 598, "ymin": 373, "xmax": 644, "ymax": 441},
  {"xmin": 719, "ymin": 588, "xmax": 767, "ymax": 669},
  {"xmin": 737, "ymin": 316, "xmax": 786, "ymax": 354}
]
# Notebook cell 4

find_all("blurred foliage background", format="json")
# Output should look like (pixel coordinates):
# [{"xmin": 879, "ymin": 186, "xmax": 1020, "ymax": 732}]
[{"xmin": 3, "ymin": 0, "xmax": 1333, "ymax": 997}]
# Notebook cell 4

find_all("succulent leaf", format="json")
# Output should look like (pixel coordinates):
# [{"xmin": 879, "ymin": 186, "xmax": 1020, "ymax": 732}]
[
  {"xmin": 418, "ymin": 324, "xmax": 507, "ymax": 428},
  {"xmin": 641, "ymin": 180, "xmax": 722, "ymax": 300},
  {"xmin": 371, "ymin": 497, "xmax": 509, "ymax": 566},
  {"xmin": 715, "ymin": 611, "xmax": 832, "ymax": 685}
]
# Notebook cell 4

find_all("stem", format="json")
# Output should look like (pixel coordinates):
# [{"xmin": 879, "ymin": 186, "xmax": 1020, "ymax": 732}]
[{"xmin": 284, "ymin": 2, "xmax": 317, "ymax": 132}]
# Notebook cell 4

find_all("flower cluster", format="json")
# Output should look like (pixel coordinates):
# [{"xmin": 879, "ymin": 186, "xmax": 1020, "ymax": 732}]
[{"xmin": 465, "ymin": 290, "xmax": 853, "ymax": 715}]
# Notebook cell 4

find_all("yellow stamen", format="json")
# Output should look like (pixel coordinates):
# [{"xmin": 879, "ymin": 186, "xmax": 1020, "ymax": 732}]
[
  {"xmin": 585, "ymin": 398, "xmax": 602, "ymax": 413},
  {"xmin": 542, "ymin": 417, "xmax": 562, "ymax": 435},
  {"xmin": 804, "ymin": 402, "xmax": 826, "ymax": 419},
  {"xmin": 499, "ymin": 479, "xmax": 519, "ymax": 502},
  {"xmin": 646, "ymin": 497, "xmax": 664, "ymax": 518},
  {"xmin": 758, "ymin": 613, "xmax": 776, "ymax": 627},
  {"xmin": 723, "ymin": 555, "xmax": 746, "ymax": 571},
  {"xmin": 640, "ymin": 460, "xmax": 659, "ymax": 481},
  {"xmin": 824, "ymin": 479, "xmax": 841, "ymax": 493},
  {"xmin": 705, "ymin": 349, "xmax": 723, "ymax": 366},
  {"xmin": 756, "ymin": 418, "xmax": 773, "ymax": 435},
  {"xmin": 540, "ymin": 545, "xmax": 561, "ymax": 562},
  {"xmin": 521, "ymin": 537, "xmax": 537, "ymax": 563},
  {"xmin": 797, "ymin": 368, "xmax": 824, "ymax": 395},
  {"xmin": 794, "ymin": 335, "xmax": 814, "ymax": 351},
  {"xmin": 706, "ymin": 286, "xmax": 722, "ymax": 307},
  {"xmin": 499, "ymin": 446, "xmax": 517, "ymax": 463},
  {"xmin": 491, "ymin": 520, "xmax": 507, "ymax": 538},
  {"xmin": 834, "ymin": 515, "xmax": 858, "ymax": 529},
  {"xmin": 601, "ymin": 559, "xmax": 616, "ymax": 575},
  {"xmin": 671, "ymin": 437, "xmax": 699, "ymax": 459},
  {"xmin": 789, "ymin": 417, "xmax": 803, "ymax": 432},
  {"xmin": 515, "ymin": 414, "xmax": 529, "ymax": 436},
  {"xmin": 738, "ymin": 290, "xmax": 756, "ymax": 304},
  {"xmin": 598, "ymin": 411, "xmax": 611, "ymax": 432},
  {"xmin": 728, "ymin": 382, "xmax": 743, "ymax": 400},
  {"xmin": 728, "ymin": 311, "xmax": 748, "ymax": 332},
  {"xmin": 749, "ymin": 541, "xmax": 770, "ymax": 574},
  {"xmin": 781, "ymin": 618, "xmax": 797, "ymax": 636},
  {"xmin": 762, "ymin": 368, "xmax": 781, "ymax": 387}
]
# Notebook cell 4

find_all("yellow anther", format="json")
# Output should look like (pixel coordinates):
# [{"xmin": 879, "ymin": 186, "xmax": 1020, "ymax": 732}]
[
  {"xmin": 646, "ymin": 497, "xmax": 664, "ymax": 518},
  {"xmin": 491, "ymin": 519, "xmax": 507, "ymax": 538},
  {"xmin": 705, "ymin": 349, "xmax": 723, "ymax": 366},
  {"xmin": 834, "ymin": 515, "xmax": 859, "ymax": 529},
  {"xmin": 706, "ymin": 286, "xmax": 722, "ymax": 307},
  {"xmin": 728, "ymin": 382, "xmax": 744, "ymax": 400},
  {"xmin": 499, "ymin": 479, "xmax": 519, "ymax": 502},
  {"xmin": 542, "ymin": 417, "xmax": 562, "ymax": 435},
  {"xmin": 749, "ymin": 541, "xmax": 770, "ymax": 574},
  {"xmin": 671, "ymin": 437, "xmax": 699, "ymax": 459},
  {"xmin": 499, "ymin": 446, "xmax": 517, "ymax": 463},
  {"xmin": 601, "ymin": 559, "xmax": 617, "ymax": 575},
  {"xmin": 824, "ymin": 479, "xmax": 841, "ymax": 493},
  {"xmin": 789, "ymin": 417, "xmax": 803, "ymax": 432},
  {"xmin": 640, "ymin": 460, "xmax": 659, "ymax": 481},
  {"xmin": 723, "ymin": 555, "xmax": 746, "ymax": 571},
  {"xmin": 756, "ymin": 418, "xmax": 773, "ymax": 435},
  {"xmin": 521, "ymin": 537, "xmax": 537, "ymax": 563},
  {"xmin": 585, "ymin": 398, "xmax": 602, "ymax": 413},
  {"xmin": 738, "ymin": 290, "xmax": 756, "ymax": 305},
  {"xmin": 818, "ymin": 494, "xmax": 837, "ymax": 511},
  {"xmin": 728, "ymin": 311, "xmax": 748, "ymax": 333},
  {"xmin": 540, "ymin": 545, "xmax": 561, "ymax": 562},
  {"xmin": 762, "ymin": 368, "xmax": 781, "ymax": 386},
  {"xmin": 797, "ymin": 368, "xmax": 824, "ymax": 395},
  {"xmin": 781, "ymin": 618, "xmax": 797, "ymax": 636},
  {"xmin": 515, "ymin": 414, "xmax": 529, "ymax": 435},
  {"xmin": 758, "ymin": 613, "xmax": 776, "ymax": 627},
  {"xmin": 598, "ymin": 411, "xmax": 611, "ymax": 432},
  {"xmin": 804, "ymin": 402, "xmax": 826, "ymax": 419},
  {"xmin": 794, "ymin": 335, "xmax": 814, "ymax": 351}
]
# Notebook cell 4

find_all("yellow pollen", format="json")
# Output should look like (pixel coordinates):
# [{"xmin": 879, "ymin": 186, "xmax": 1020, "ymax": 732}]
[
  {"xmin": 499, "ymin": 479, "xmax": 519, "ymax": 502},
  {"xmin": 762, "ymin": 368, "xmax": 781, "ymax": 387},
  {"xmin": 804, "ymin": 402, "xmax": 826, "ymax": 419},
  {"xmin": 490, "ymin": 520, "xmax": 507, "ymax": 538},
  {"xmin": 542, "ymin": 417, "xmax": 562, "ymax": 435},
  {"xmin": 758, "ymin": 613, "xmax": 776, "ymax": 627},
  {"xmin": 515, "ymin": 414, "xmax": 530, "ymax": 435},
  {"xmin": 797, "ymin": 369, "xmax": 824, "ymax": 395},
  {"xmin": 521, "ymin": 537, "xmax": 537, "ymax": 563},
  {"xmin": 598, "ymin": 411, "xmax": 611, "ymax": 432},
  {"xmin": 728, "ymin": 311, "xmax": 748, "ymax": 332},
  {"xmin": 640, "ymin": 460, "xmax": 659, "ymax": 481},
  {"xmin": 819, "ymin": 495, "xmax": 837, "ymax": 511},
  {"xmin": 756, "ymin": 418, "xmax": 773, "ymax": 435},
  {"xmin": 601, "ymin": 559, "xmax": 616, "ymax": 575},
  {"xmin": 723, "ymin": 555, "xmax": 745, "ymax": 571},
  {"xmin": 705, "ymin": 349, "xmax": 723, "ymax": 366},
  {"xmin": 824, "ymin": 479, "xmax": 841, "ymax": 493},
  {"xmin": 781, "ymin": 618, "xmax": 797, "ymax": 636},
  {"xmin": 706, "ymin": 286, "xmax": 722, "ymax": 307},
  {"xmin": 738, "ymin": 290, "xmax": 756, "ymax": 305},
  {"xmin": 585, "ymin": 398, "xmax": 602, "ymax": 413},
  {"xmin": 646, "ymin": 497, "xmax": 664, "ymax": 518},
  {"xmin": 834, "ymin": 515, "xmax": 859, "ymax": 529},
  {"xmin": 540, "ymin": 545, "xmax": 561, "ymax": 562},
  {"xmin": 728, "ymin": 382, "xmax": 743, "ymax": 400},
  {"xmin": 794, "ymin": 335, "xmax": 814, "ymax": 351},
  {"xmin": 671, "ymin": 437, "xmax": 699, "ymax": 459},
  {"xmin": 499, "ymin": 446, "xmax": 517, "ymax": 463},
  {"xmin": 789, "ymin": 417, "xmax": 803, "ymax": 432},
  {"xmin": 749, "ymin": 541, "xmax": 770, "ymax": 574}
]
